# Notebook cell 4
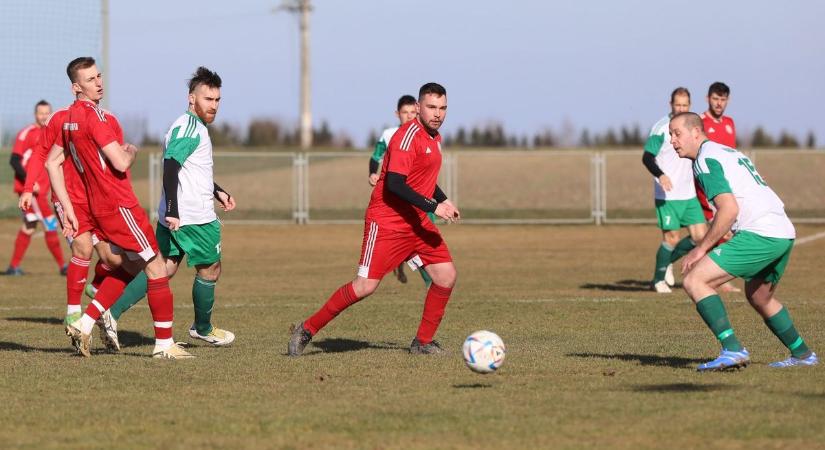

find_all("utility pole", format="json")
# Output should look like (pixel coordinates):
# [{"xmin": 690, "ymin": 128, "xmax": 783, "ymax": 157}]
[
  {"xmin": 275, "ymin": 0, "xmax": 313, "ymax": 149},
  {"xmin": 101, "ymin": 0, "xmax": 110, "ymax": 110}
]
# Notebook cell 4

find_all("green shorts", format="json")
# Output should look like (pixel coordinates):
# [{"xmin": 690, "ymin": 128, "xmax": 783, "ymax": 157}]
[
  {"xmin": 708, "ymin": 230, "xmax": 794, "ymax": 284},
  {"xmin": 156, "ymin": 220, "xmax": 222, "ymax": 267},
  {"xmin": 655, "ymin": 198, "xmax": 706, "ymax": 230}
]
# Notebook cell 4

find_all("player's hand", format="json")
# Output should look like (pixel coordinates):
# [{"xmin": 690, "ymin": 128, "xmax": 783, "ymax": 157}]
[
  {"xmin": 18, "ymin": 192, "xmax": 33, "ymax": 211},
  {"xmin": 368, "ymin": 174, "xmax": 379, "ymax": 186},
  {"xmin": 32, "ymin": 182, "xmax": 41, "ymax": 194},
  {"xmin": 62, "ymin": 208, "xmax": 79, "ymax": 238},
  {"xmin": 681, "ymin": 247, "xmax": 706, "ymax": 275},
  {"xmin": 216, "ymin": 191, "xmax": 236, "ymax": 211},
  {"xmin": 658, "ymin": 175, "xmax": 673, "ymax": 192},
  {"xmin": 435, "ymin": 202, "xmax": 460, "ymax": 224},
  {"xmin": 166, "ymin": 217, "xmax": 181, "ymax": 231},
  {"xmin": 124, "ymin": 143, "xmax": 138, "ymax": 155}
]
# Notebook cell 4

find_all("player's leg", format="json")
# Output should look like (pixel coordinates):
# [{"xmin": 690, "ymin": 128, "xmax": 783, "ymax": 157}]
[
  {"xmin": 288, "ymin": 221, "xmax": 404, "ymax": 356},
  {"xmin": 743, "ymin": 243, "xmax": 817, "ymax": 368},
  {"xmin": 34, "ymin": 193, "xmax": 66, "ymax": 272},
  {"xmin": 6, "ymin": 213, "xmax": 36, "ymax": 275},
  {"xmin": 671, "ymin": 222, "xmax": 707, "ymax": 264},
  {"xmin": 652, "ymin": 200, "xmax": 680, "ymax": 292},
  {"xmin": 409, "ymin": 224, "xmax": 456, "ymax": 354},
  {"xmin": 418, "ymin": 266, "xmax": 432, "ymax": 288}
]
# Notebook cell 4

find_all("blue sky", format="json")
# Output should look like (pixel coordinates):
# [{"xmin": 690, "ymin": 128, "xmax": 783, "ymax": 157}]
[{"xmin": 5, "ymin": 1, "xmax": 824, "ymax": 146}]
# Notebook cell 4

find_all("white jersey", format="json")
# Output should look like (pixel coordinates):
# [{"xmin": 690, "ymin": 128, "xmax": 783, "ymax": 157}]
[
  {"xmin": 693, "ymin": 140, "xmax": 795, "ymax": 238},
  {"xmin": 644, "ymin": 115, "xmax": 696, "ymax": 200},
  {"xmin": 157, "ymin": 112, "xmax": 217, "ymax": 227}
]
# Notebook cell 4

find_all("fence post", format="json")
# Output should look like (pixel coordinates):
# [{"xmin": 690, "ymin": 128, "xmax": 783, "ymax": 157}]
[
  {"xmin": 292, "ymin": 152, "xmax": 309, "ymax": 224},
  {"xmin": 149, "ymin": 152, "xmax": 158, "ymax": 222}
]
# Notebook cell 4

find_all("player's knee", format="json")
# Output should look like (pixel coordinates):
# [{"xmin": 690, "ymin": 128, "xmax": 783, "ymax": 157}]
[
  {"xmin": 21, "ymin": 224, "xmax": 36, "ymax": 235},
  {"xmin": 682, "ymin": 271, "xmax": 700, "ymax": 297},
  {"xmin": 431, "ymin": 266, "xmax": 457, "ymax": 288},
  {"xmin": 196, "ymin": 262, "xmax": 221, "ymax": 281},
  {"xmin": 71, "ymin": 240, "xmax": 94, "ymax": 259},
  {"xmin": 352, "ymin": 277, "xmax": 379, "ymax": 298}
]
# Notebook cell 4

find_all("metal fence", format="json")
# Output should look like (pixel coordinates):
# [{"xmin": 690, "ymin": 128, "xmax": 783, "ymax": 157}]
[{"xmin": 140, "ymin": 149, "xmax": 825, "ymax": 225}]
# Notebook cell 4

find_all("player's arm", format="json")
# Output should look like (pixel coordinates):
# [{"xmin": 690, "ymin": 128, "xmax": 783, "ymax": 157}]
[
  {"xmin": 99, "ymin": 141, "xmax": 137, "ymax": 172},
  {"xmin": 682, "ymin": 158, "xmax": 736, "ymax": 273},
  {"xmin": 642, "ymin": 133, "xmax": 671, "ymax": 190},
  {"xmin": 368, "ymin": 139, "xmax": 386, "ymax": 186},
  {"xmin": 9, "ymin": 153, "xmax": 26, "ymax": 183},
  {"xmin": 385, "ymin": 173, "xmax": 458, "ymax": 222},
  {"xmin": 44, "ymin": 144, "xmax": 77, "ymax": 236},
  {"xmin": 213, "ymin": 182, "xmax": 235, "ymax": 211},
  {"xmin": 162, "ymin": 127, "xmax": 202, "ymax": 227}
]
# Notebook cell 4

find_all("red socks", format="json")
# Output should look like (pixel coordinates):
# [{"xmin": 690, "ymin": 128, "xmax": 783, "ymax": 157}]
[
  {"xmin": 92, "ymin": 260, "xmax": 112, "ymax": 290},
  {"xmin": 9, "ymin": 231, "xmax": 32, "ymax": 268},
  {"xmin": 305, "ymin": 282, "xmax": 360, "ymax": 335},
  {"xmin": 66, "ymin": 257, "xmax": 90, "ymax": 308},
  {"xmin": 147, "ymin": 277, "xmax": 174, "ymax": 340},
  {"xmin": 44, "ymin": 230, "xmax": 65, "ymax": 267},
  {"xmin": 84, "ymin": 268, "xmax": 132, "ymax": 321},
  {"xmin": 415, "ymin": 283, "xmax": 453, "ymax": 345}
]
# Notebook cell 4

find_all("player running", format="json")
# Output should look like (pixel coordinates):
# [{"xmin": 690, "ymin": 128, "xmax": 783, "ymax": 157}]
[
  {"xmin": 369, "ymin": 94, "xmax": 433, "ymax": 287},
  {"xmin": 101, "ymin": 67, "xmax": 237, "ymax": 347},
  {"xmin": 5, "ymin": 100, "xmax": 66, "ymax": 276},
  {"xmin": 289, "ymin": 82, "xmax": 460, "ymax": 356},
  {"xmin": 46, "ymin": 57, "xmax": 191, "ymax": 359},
  {"xmin": 671, "ymin": 112, "xmax": 817, "ymax": 371},
  {"xmin": 641, "ymin": 88, "xmax": 707, "ymax": 293}
]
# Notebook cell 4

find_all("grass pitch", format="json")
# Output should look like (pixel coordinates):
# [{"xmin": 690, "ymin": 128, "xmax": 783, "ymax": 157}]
[{"xmin": 1, "ymin": 221, "xmax": 824, "ymax": 449}]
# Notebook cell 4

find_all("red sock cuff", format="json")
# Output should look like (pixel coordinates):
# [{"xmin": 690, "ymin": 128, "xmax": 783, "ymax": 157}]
[
  {"xmin": 147, "ymin": 277, "xmax": 170, "ymax": 291},
  {"xmin": 429, "ymin": 283, "xmax": 453, "ymax": 296}
]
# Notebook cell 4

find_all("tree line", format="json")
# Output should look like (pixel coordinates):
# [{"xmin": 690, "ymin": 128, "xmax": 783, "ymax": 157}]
[{"xmin": 142, "ymin": 118, "xmax": 817, "ymax": 149}]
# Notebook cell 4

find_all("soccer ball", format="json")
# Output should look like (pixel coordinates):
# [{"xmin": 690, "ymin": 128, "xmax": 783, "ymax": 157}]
[{"xmin": 462, "ymin": 330, "xmax": 506, "ymax": 374}]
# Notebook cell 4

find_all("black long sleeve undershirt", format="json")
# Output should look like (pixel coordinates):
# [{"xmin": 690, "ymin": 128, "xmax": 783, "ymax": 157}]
[
  {"xmin": 433, "ymin": 184, "xmax": 447, "ymax": 203},
  {"xmin": 642, "ymin": 152, "xmax": 665, "ymax": 178},
  {"xmin": 162, "ymin": 158, "xmax": 182, "ymax": 218},
  {"xmin": 385, "ymin": 171, "xmax": 440, "ymax": 213},
  {"xmin": 368, "ymin": 158, "xmax": 380, "ymax": 175},
  {"xmin": 10, "ymin": 154, "xmax": 26, "ymax": 183}
]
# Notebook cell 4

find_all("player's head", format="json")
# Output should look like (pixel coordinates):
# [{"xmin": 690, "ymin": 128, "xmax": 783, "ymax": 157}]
[
  {"xmin": 416, "ymin": 83, "xmax": 447, "ymax": 135},
  {"xmin": 67, "ymin": 57, "xmax": 103, "ymax": 102},
  {"xmin": 188, "ymin": 66, "xmax": 222, "ymax": 124},
  {"xmin": 706, "ymin": 81, "xmax": 730, "ymax": 119},
  {"xmin": 669, "ymin": 112, "xmax": 706, "ymax": 160},
  {"xmin": 669, "ymin": 87, "xmax": 691, "ymax": 115},
  {"xmin": 34, "ymin": 100, "xmax": 51, "ymax": 127},
  {"xmin": 395, "ymin": 95, "xmax": 417, "ymax": 125}
]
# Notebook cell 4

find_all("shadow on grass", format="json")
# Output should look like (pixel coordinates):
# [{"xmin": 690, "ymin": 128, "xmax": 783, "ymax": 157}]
[
  {"xmin": 118, "ymin": 330, "xmax": 154, "ymax": 348},
  {"xmin": 580, "ymin": 279, "xmax": 684, "ymax": 292},
  {"xmin": 632, "ymin": 383, "xmax": 739, "ymax": 393},
  {"xmin": 6, "ymin": 316, "xmax": 64, "ymax": 325},
  {"xmin": 567, "ymin": 352, "xmax": 705, "ymax": 369},
  {"xmin": 0, "ymin": 340, "xmax": 76, "ymax": 354},
  {"xmin": 453, "ymin": 383, "xmax": 493, "ymax": 389},
  {"xmin": 303, "ymin": 338, "xmax": 404, "ymax": 355}
]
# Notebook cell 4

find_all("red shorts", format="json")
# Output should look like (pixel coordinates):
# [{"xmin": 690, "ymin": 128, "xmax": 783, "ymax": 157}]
[
  {"xmin": 55, "ymin": 199, "xmax": 97, "ymax": 237},
  {"xmin": 357, "ymin": 220, "xmax": 452, "ymax": 279},
  {"xmin": 94, "ymin": 205, "xmax": 158, "ymax": 262},
  {"xmin": 19, "ymin": 192, "xmax": 55, "ymax": 226}
]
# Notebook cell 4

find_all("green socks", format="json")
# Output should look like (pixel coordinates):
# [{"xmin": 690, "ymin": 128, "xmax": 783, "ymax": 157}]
[
  {"xmin": 193, "ymin": 276, "xmax": 216, "ymax": 335},
  {"xmin": 419, "ymin": 268, "xmax": 432, "ymax": 288},
  {"xmin": 652, "ymin": 242, "xmax": 674, "ymax": 282},
  {"xmin": 109, "ymin": 271, "xmax": 148, "ymax": 321},
  {"xmin": 670, "ymin": 237, "xmax": 695, "ymax": 263},
  {"xmin": 696, "ymin": 295, "xmax": 743, "ymax": 351},
  {"xmin": 765, "ymin": 307, "xmax": 811, "ymax": 358}
]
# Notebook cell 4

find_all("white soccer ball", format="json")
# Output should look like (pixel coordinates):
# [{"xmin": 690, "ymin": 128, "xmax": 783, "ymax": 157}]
[{"xmin": 462, "ymin": 330, "xmax": 506, "ymax": 374}]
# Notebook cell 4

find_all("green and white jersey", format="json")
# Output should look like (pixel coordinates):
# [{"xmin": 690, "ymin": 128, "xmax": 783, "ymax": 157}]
[
  {"xmin": 693, "ymin": 140, "xmax": 795, "ymax": 239},
  {"xmin": 370, "ymin": 126, "xmax": 399, "ymax": 163},
  {"xmin": 644, "ymin": 115, "xmax": 696, "ymax": 201},
  {"xmin": 157, "ymin": 111, "xmax": 216, "ymax": 228}
]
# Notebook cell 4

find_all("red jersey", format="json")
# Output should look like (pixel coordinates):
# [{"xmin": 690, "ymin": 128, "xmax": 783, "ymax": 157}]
[
  {"xmin": 23, "ymin": 108, "xmax": 86, "ymax": 205},
  {"xmin": 366, "ymin": 118, "xmax": 443, "ymax": 231},
  {"xmin": 64, "ymin": 99, "xmax": 134, "ymax": 217},
  {"xmin": 11, "ymin": 123, "xmax": 49, "ymax": 194},
  {"xmin": 701, "ymin": 112, "xmax": 736, "ymax": 148}
]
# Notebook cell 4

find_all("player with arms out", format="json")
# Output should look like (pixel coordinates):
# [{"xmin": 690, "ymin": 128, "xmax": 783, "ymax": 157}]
[
  {"xmin": 5, "ymin": 100, "xmax": 66, "ymax": 276},
  {"xmin": 103, "ymin": 67, "xmax": 237, "ymax": 347},
  {"xmin": 289, "ymin": 82, "xmax": 460, "ymax": 356},
  {"xmin": 369, "ymin": 94, "xmax": 432, "ymax": 287},
  {"xmin": 671, "ymin": 112, "xmax": 817, "ymax": 371},
  {"xmin": 46, "ymin": 57, "xmax": 192, "ymax": 359},
  {"xmin": 641, "ymin": 88, "xmax": 707, "ymax": 293}
]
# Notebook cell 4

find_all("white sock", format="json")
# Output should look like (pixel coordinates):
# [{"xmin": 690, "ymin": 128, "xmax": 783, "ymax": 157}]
[
  {"xmin": 67, "ymin": 304, "xmax": 81, "ymax": 315},
  {"xmin": 154, "ymin": 338, "xmax": 174, "ymax": 351},
  {"xmin": 79, "ymin": 314, "xmax": 96, "ymax": 334}
]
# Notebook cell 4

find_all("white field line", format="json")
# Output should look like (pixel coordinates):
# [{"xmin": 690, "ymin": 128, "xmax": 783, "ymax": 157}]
[{"xmin": 795, "ymin": 230, "xmax": 825, "ymax": 246}]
